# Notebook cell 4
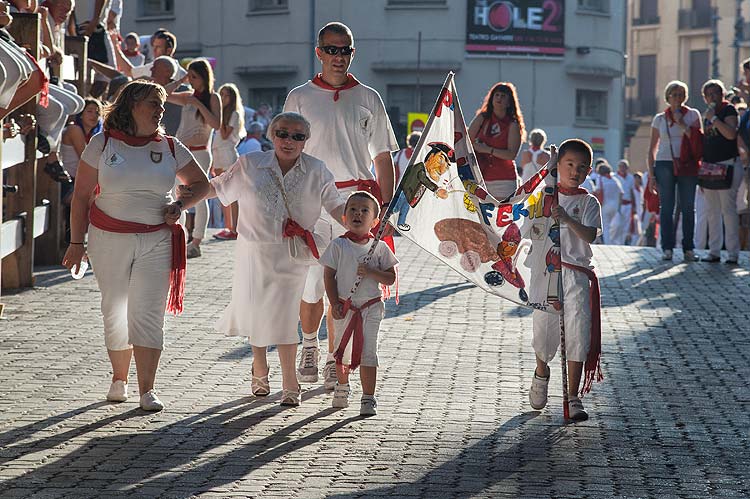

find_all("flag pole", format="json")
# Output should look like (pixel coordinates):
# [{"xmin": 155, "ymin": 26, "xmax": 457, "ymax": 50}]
[
  {"xmin": 553, "ymin": 166, "xmax": 570, "ymax": 421},
  {"xmin": 342, "ymin": 72, "xmax": 456, "ymax": 302}
]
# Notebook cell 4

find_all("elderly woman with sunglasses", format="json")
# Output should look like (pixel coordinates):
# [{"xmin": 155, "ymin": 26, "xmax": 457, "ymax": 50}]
[{"xmin": 187, "ymin": 111, "xmax": 345, "ymax": 406}]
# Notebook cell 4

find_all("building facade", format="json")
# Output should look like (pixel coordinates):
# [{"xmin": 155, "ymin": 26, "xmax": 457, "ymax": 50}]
[
  {"xmin": 89, "ymin": 0, "xmax": 626, "ymax": 160},
  {"xmin": 625, "ymin": 0, "xmax": 750, "ymax": 170}
]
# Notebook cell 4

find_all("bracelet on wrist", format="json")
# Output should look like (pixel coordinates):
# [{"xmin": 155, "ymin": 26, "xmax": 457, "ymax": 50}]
[{"xmin": 70, "ymin": 242, "xmax": 85, "ymax": 245}]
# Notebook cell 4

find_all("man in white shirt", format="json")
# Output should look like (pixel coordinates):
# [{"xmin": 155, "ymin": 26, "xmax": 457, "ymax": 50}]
[
  {"xmin": 610, "ymin": 159, "xmax": 636, "ymax": 245},
  {"xmin": 283, "ymin": 22, "xmax": 399, "ymax": 390},
  {"xmin": 237, "ymin": 121, "xmax": 263, "ymax": 155}
]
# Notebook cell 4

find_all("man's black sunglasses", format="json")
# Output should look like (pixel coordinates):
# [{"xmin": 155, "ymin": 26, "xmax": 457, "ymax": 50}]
[
  {"xmin": 319, "ymin": 45, "xmax": 354, "ymax": 56},
  {"xmin": 274, "ymin": 130, "xmax": 307, "ymax": 142}
]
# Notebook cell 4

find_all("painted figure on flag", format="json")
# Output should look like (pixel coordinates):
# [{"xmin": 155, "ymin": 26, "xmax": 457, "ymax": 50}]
[{"xmin": 390, "ymin": 72, "xmax": 560, "ymax": 313}]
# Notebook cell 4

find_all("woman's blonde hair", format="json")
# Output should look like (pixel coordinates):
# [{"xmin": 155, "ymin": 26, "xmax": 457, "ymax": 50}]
[
  {"xmin": 219, "ymin": 83, "xmax": 245, "ymax": 131},
  {"xmin": 103, "ymin": 81, "xmax": 166, "ymax": 134},
  {"xmin": 663, "ymin": 80, "xmax": 689, "ymax": 105}
]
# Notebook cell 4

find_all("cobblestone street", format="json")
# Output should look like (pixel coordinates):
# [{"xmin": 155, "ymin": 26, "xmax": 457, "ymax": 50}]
[{"xmin": 0, "ymin": 234, "xmax": 748, "ymax": 498}]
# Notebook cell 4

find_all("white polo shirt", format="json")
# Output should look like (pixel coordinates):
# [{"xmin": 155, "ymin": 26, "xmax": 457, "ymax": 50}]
[
  {"xmin": 283, "ymin": 78, "xmax": 399, "ymax": 182},
  {"xmin": 81, "ymin": 132, "xmax": 194, "ymax": 225}
]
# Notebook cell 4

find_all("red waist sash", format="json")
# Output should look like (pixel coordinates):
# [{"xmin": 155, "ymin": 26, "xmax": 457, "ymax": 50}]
[
  {"xmin": 561, "ymin": 262, "xmax": 603, "ymax": 395},
  {"xmin": 283, "ymin": 218, "xmax": 319, "ymax": 259},
  {"xmin": 334, "ymin": 296, "xmax": 382, "ymax": 372},
  {"xmin": 89, "ymin": 202, "xmax": 186, "ymax": 315},
  {"xmin": 189, "ymin": 145, "xmax": 208, "ymax": 151}
]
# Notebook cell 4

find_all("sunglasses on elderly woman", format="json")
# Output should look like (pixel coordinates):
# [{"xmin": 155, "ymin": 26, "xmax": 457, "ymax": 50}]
[
  {"xmin": 319, "ymin": 45, "xmax": 354, "ymax": 56},
  {"xmin": 274, "ymin": 129, "xmax": 307, "ymax": 142}
]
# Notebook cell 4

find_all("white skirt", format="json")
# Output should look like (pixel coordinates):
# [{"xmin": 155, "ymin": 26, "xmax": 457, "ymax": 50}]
[{"xmin": 215, "ymin": 240, "xmax": 309, "ymax": 347}]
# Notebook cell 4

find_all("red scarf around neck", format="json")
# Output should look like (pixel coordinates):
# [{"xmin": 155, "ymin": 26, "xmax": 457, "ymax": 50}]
[
  {"xmin": 341, "ymin": 231, "xmax": 374, "ymax": 243},
  {"xmin": 106, "ymin": 129, "xmax": 161, "ymax": 146},
  {"xmin": 557, "ymin": 185, "xmax": 589, "ymax": 196},
  {"xmin": 311, "ymin": 73, "xmax": 360, "ymax": 101},
  {"xmin": 123, "ymin": 48, "xmax": 141, "ymax": 57},
  {"xmin": 665, "ymin": 105, "xmax": 688, "ymax": 125}
]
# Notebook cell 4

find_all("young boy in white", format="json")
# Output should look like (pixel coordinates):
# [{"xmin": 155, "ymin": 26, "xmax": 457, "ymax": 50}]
[
  {"xmin": 529, "ymin": 139, "xmax": 603, "ymax": 422},
  {"xmin": 319, "ymin": 192, "xmax": 398, "ymax": 416},
  {"xmin": 596, "ymin": 163, "xmax": 623, "ymax": 244}
]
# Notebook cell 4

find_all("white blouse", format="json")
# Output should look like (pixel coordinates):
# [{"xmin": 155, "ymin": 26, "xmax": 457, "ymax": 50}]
[{"xmin": 211, "ymin": 150, "xmax": 344, "ymax": 243}]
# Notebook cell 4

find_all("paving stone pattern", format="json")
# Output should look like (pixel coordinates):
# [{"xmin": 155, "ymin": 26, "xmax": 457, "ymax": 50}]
[{"xmin": 0, "ymin": 234, "xmax": 748, "ymax": 498}]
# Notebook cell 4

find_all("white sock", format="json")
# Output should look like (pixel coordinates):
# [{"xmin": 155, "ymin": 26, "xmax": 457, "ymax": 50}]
[
  {"xmin": 325, "ymin": 352, "xmax": 335, "ymax": 363},
  {"xmin": 302, "ymin": 333, "xmax": 318, "ymax": 347}
]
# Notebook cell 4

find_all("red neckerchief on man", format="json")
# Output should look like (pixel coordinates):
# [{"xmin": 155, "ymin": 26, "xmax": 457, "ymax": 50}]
[{"xmin": 311, "ymin": 73, "xmax": 360, "ymax": 102}]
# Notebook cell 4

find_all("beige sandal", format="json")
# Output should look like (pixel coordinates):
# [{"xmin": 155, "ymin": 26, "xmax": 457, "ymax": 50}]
[
  {"xmin": 251, "ymin": 366, "xmax": 270, "ymax": 397},
  {"xmin": 280, "ymin": 385, "xmax": 301, "ymax": 406}
]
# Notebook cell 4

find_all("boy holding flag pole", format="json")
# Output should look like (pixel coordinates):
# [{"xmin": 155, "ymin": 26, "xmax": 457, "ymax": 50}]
[{"xmin": 529, "ymin": 139, "xmax": 603, "ymax": 422}]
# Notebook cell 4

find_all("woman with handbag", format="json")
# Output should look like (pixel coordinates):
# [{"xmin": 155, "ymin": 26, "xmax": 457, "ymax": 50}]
[
  {"xmin": 699, "ymin": 80, "xmax": 742, "ymax": 264},
  {"xmin": 190, "ymin": 112, "xmax": 345, "ymax": 406},
  {"xmin": 647, "ymin": 80, "xmax": 702, "ymax": 261},
  {"xmin": 468, "ymin": 82, "xmax": 525, "ymax": 201}
]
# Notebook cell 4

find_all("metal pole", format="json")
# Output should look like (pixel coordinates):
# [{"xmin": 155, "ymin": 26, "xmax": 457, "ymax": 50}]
[
  {"xmin": 712, "ymin": 7, "xmax": 720, "ymax": 79},
  {"xmin": 554, "ymin": 181, "xmax": 570, "ymax": 421},
  {"xmin": 415, "ymin": 31, "xmax": 422, "ymax": 112},
  {"xmin": 733, "ymin": 0, "xmax": 743, "ymax": 84},
  {"xmin": 310, "ymin": 0, "xmax": 316, "ymax": 77}
]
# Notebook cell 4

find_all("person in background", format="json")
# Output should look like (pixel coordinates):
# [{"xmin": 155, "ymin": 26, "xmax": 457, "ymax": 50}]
[
  {"xmin": 520, "ymin": 128, "xmax": 550, "ymax": 184},
  {"xmin": 699, "ymin": 79, "xmax": 742, "ymax": 264},
  {"xmin": 596, "ymin": 162, "xmax": 623, "ymax": 245},
  {"xmin": 168, "ymin": 58, "xmax": 222, "ymax": 259},
  {"xmin": 469, "ymin": 82, "xmax": 525, "ymax": 201},
  {"xmin": 122, "ymin": 32, "xmax": 144, "ymax": 66},
  {"xmin": 211, "ymin": 83, "xmax": 246, "ymax": 241},
  {"xmin": 237, "ymin": 120, "xmax": 263, "ymax": 155},
  {"xmin": 609, "ymin": 160, "xmax": 636, "ymax": 245},
  {"xmin": 392, "ymin": 131, "xmax": 420, "ymax": 186},
  {"xmin": 60, "ymin": 98, "xmax": 102, "ymax": 205},
  {"xmin": 647, "ymin": 80, "xmax": 702, "ymax": 262}
]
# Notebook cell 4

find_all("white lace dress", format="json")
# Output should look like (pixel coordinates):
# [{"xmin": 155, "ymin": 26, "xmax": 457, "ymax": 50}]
[{"xmin": 210, "ymin": 150, "xmax": 343, "ymax": 346}]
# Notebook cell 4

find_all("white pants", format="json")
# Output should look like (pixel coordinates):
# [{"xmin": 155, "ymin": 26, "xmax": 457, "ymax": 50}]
[
  {"xmin": 609, "ymin": 203, "xmax": 634, "ymax": 245},
  {"xmin": 601, "ymin": 202, "xmax": 619, "ymax": 244},
  {"xmin": 87, "ymin": 226, "xmax": 172, "ymax": 351},
  {"xmin": 190, "ymin": 149, "xmax": 212, "ymax": 241},
  {"xmin": 37, "ymin": 84, "xmax": 85, "ymax": 149},
  {"xmin": 302, "ymin": 209, "xmax": 338, "ymax": 304},
  {"xmin": 694, "ymin": 186, "xmax": 710, "ymax": 250},
  {"xmin": 485, "ymin": 178, "xmax": 520, "ymax": 202},
  {"xmin": 0, "ymin": 39, "xmax": 34, "ymax": 108},
  {"xmin": 332, "ymin": 301, "xmax": 384, "ymax": 367},
  {"xmin": 532, "ymin": 268, "xmax": 591, "ymax": 364},
  {"xmin": 703, "ymin": 160, "xmax": 743, "ymax": 259}
]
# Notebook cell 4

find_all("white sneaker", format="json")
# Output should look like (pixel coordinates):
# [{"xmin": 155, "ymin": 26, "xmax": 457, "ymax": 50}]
[
  {"xmin": 568, "ymin": 396, "xmax": 589, "ymax": 422},
  {"xmin": 323, "ymin": 361, "xmax": 337, "ymax": 390},
  {"xmin": 360, "ymin": 395, "xmax": 377, "ymax": 416},
  {"xmin": 106, "ymin": 380, "xmax": 128, "ymax": 402},
  {"xmin": 529, "ymin": 369, "xmax": 550, "ymax": 410},
  {"xmin": 332, "ymin": 383, "xmax": 350, "ymax": 408},
  {"xmin": 297, "ymin": 345, "xmax": 319, "ymax": 383},
  {"xmin": 662, "ymin": 249, "xmax": 673, "ymax": 261},
  {"xmin": 139, "ymin": 390, "xmax": 164, "ymax": 411}
]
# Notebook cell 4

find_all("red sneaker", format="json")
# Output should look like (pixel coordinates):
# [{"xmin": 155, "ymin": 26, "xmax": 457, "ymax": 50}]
[{"xmin": 213, "ymin": 229, "xmax": 237, "ymax": 240}]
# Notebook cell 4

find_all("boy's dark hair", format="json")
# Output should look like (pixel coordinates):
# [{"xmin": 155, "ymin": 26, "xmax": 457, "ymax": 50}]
[
  {"xmin": 558, "ymin": 139, "xmax": 593, "ymax": 167},
  {"xmin": 743, "ymin": 57, "xmax": 750, "ymax": 71},
  {"xmin": 345, "ymin": 191, "xmax": 380, "ymax": 214},
  {"xmin": 317, "ymin": 22, "xmax": 354, "ymax": 47}
]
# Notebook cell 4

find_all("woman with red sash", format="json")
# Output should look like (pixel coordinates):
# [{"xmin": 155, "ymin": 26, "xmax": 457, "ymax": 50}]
[
  {"xmin": 62, "ymin": 81, "xmax": 209, "ymax": 411},
  {"xmin": 189, "ymin": 112, "xmax": 345, "ymax": 407},
  {"xmin": 468, "ymin": 82, "xmax": 526, "ymax": 201},
  {"xmin": 168, "ymin": 58, "xmax": 222, "ymax": 259}
]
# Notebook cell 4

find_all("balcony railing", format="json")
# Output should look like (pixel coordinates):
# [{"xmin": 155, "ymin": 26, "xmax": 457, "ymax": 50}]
[
  {"xmin": 678, "ymin": 8, "xmax": 713, "ymax": 30},
  {"xmin": 626, "ymin": 96, "xmax": 658, "ymax": 117},
  {"xmin": 633, "ymin": 16, "xmax": 660, "ymax": 27}
]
